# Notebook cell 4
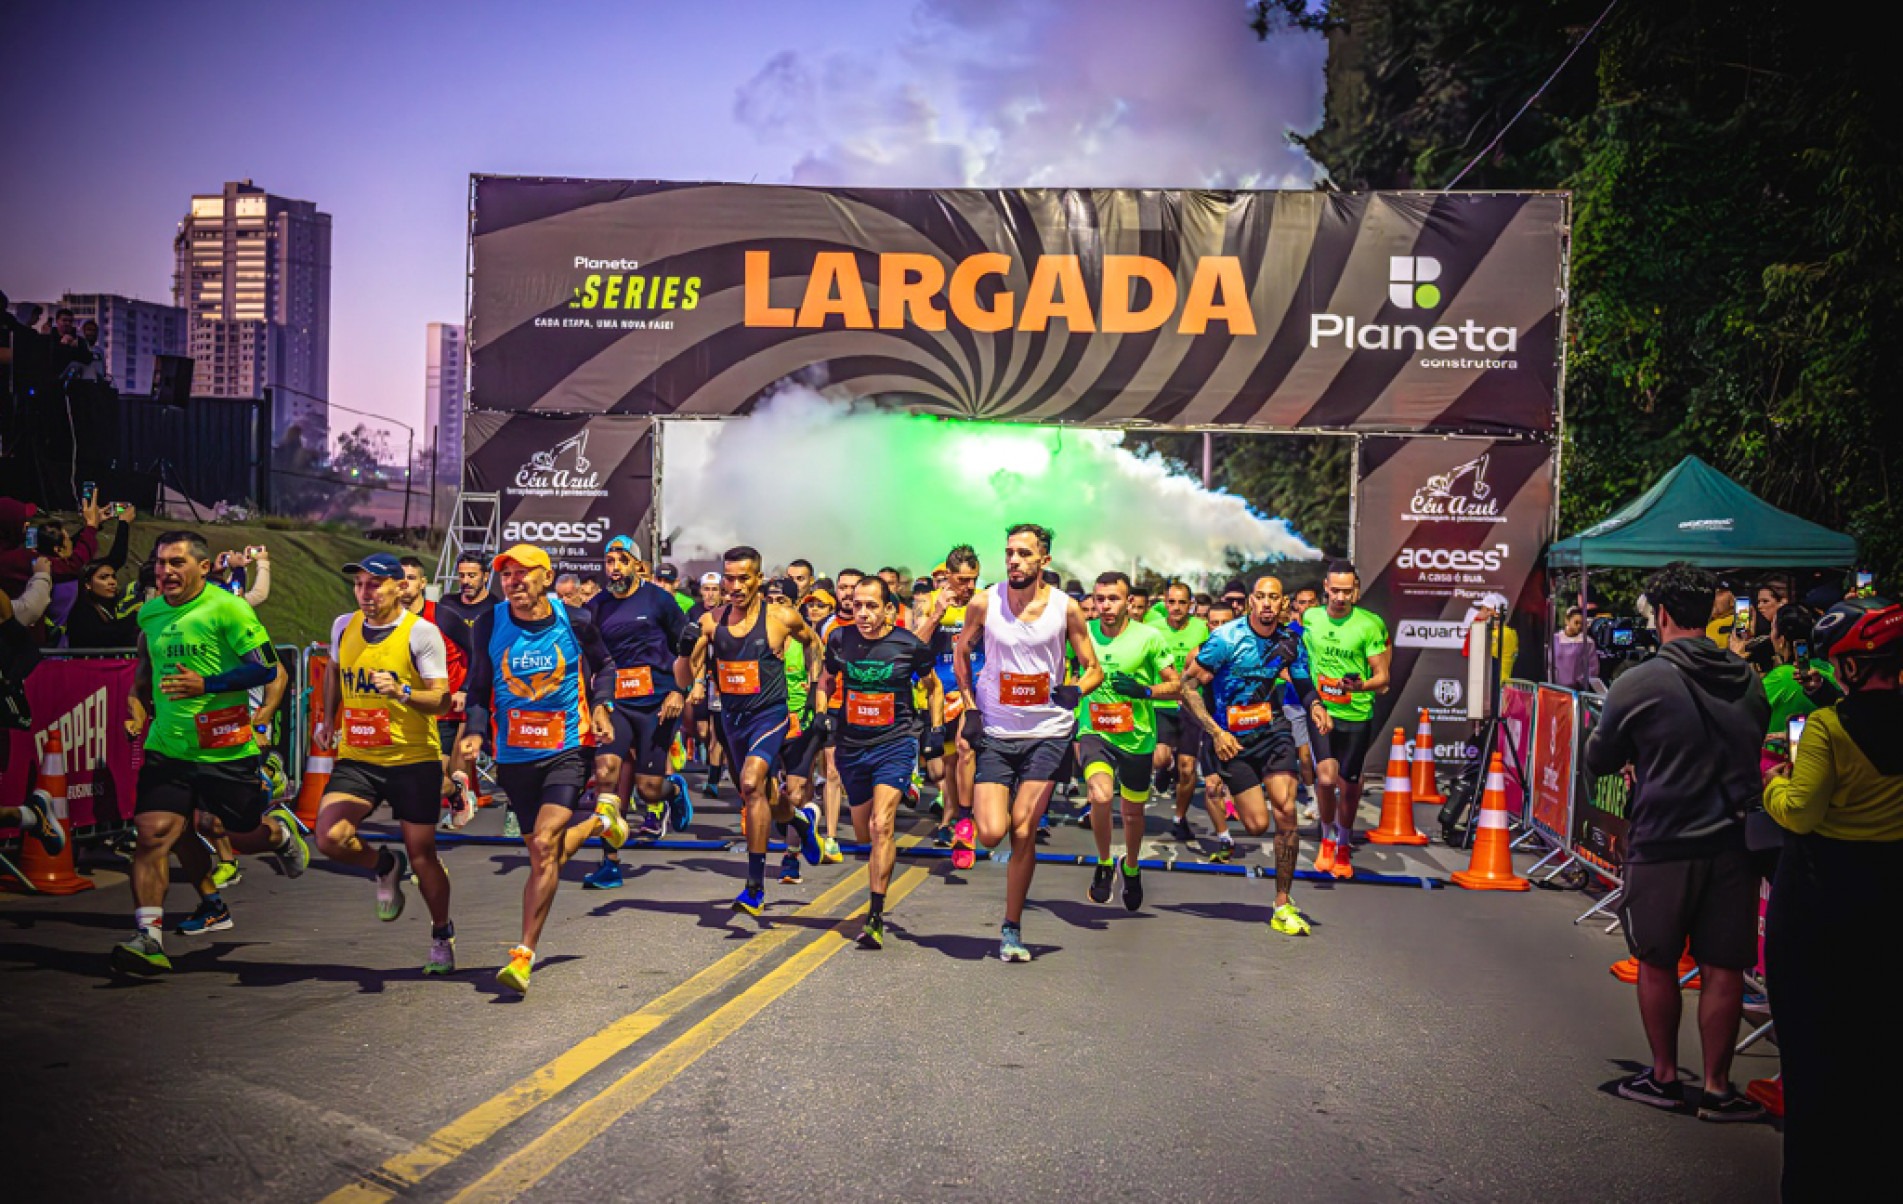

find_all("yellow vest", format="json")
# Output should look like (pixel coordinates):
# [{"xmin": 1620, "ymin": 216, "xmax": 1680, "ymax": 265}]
[{"xmin": 337, "ymin": 610, "xmax": 441, "ymax": 766}]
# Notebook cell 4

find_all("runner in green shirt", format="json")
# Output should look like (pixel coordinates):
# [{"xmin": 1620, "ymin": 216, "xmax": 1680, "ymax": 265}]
[
  {"xmin": 113, "ymin": 531, "xmax": 309, "ymax": 976},
  {"xmin": 1077, "ymin": 572, "xmax": 1179, "ymax": 910},
  {"xmin": 1145, "ymin": 582, "xmax": 1213, "ymax": 841},
  {"xmin": 1298, "ymin": 561, "xmax": 1390, "ymax": 881}
]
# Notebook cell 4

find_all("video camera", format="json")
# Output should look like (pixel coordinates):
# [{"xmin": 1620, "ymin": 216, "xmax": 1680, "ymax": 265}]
[{"xmin": 1589, "ymin": 616, "xmax": 1658, "ymax": 662}]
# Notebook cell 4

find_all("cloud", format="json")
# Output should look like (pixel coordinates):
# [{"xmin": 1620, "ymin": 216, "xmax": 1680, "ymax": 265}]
[{"xmin": 735, "ymin": 0, "xmax": 1325, "ymax": 189}]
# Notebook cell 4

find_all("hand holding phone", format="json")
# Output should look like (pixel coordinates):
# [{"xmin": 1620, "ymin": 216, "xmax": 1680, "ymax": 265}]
[
  {"xmin": 1794, "ymin": 639, "xmax": 1810, "ymax": 664},
  {"xmin": 1787, "ymin": 714, "xmax": 1807, "ymax": 755}
]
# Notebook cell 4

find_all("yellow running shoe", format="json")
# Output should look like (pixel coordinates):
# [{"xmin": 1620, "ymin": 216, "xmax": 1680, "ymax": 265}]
[
  {"xmin": 496, "ymin": 945, "xmax": 534, "ymax": 993},
  {"xmin": 820, "ymin": 837, "xmax": 844, "ymax": 865},
  {"xmin": 1270, "ymin": 904, "xmax": 1312, "ymax": 937},
  {"xmin": 595, "ymin": 800, "xmax": 629, "ymax": 849}
]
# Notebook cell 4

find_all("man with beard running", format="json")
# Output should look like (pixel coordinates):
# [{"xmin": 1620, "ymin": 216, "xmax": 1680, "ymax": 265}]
[
  {"xmin": 912, "ymin": 545, "xmax": 982, "ymax": 848},
  {"xmin": 954, "ymin": 523, "xmax": 1103, "ymax": 962},
  {"xmin": 1179, "ymin": 575, "xmax": 1326, "ymax": 937},
  {"xmin": 1300, "ymin": 562, "xmax": 1390, "ymax": 880},
  {"xmin": 819, "ymin": 575, "xmax": 943, "ymax": 948},
  {"xmin": 581, "ymin": 535, "xmax": 693, "ymax": 890},
  {"xmin": 1147, "ymin": 581, "xmax": 1211, "ymax": 845},
  {"xmin": 683, "ymin": 546, "xmax": 826, "ymax": 917}
]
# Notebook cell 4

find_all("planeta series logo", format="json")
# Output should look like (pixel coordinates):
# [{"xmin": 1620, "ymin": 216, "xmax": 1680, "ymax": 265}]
[
  {"xmin": 1405, "ymin": 453, "xmax": 1505, "ymax": 523},
  {"xmin": 1390, "ymin": 256, "xmax": 1443, "ymax": 309},
  {"xmin": 511, "ymin": 431, "xmax": 604, "ymax": 498}
]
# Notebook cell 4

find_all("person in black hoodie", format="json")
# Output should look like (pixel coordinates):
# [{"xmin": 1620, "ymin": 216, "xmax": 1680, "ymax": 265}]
[{"xmin": 1585, "ymin": 561, "xmax": 1769, "ymax": 1121}]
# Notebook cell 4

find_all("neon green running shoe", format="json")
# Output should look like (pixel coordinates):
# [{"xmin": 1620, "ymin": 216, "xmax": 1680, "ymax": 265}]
[
  {"xmin": 496, "ymin": 945, "xmax": 534, "ymax": 994},
  {"xmin": 111, "ymin": 930, "xmax": 172, "ymax": 975},
  {"xmin": 595, "ymin": 799, "xmax": 629, "ymax": 849},
  {"xmin": 1270, "ymin": 903, "xmax": 1312, "ymax": 937},
  {"xmin": 210, "ymin": 859, "xmax": 244, "ymax": 889},
  {"xmin": 820, "ymin": 837, "xmax": 844, "ymax": 865}
]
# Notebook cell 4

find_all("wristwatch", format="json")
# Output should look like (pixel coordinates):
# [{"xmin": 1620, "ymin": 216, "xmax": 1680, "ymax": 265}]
[{"xmin": 400, "ymin": 684, "xmax": 413, "ymax": 702}]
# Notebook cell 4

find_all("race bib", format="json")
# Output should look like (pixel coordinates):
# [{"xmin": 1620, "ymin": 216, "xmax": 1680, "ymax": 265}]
[
  {"xmin": 999, "ymin": 672, "xmax": 1050, "ymax": 707},
  {"xmin": 846, "ymin": 690, "xmax": 896, "ymax": 727},
  {"xmin": 615, "ymin": 666, "xmax": 654, "ymax": 700},
  {"xmin": 342, "ymin": 706, "xmax": 393, "ymax": 748},
  {"xmin": 1089, "ymin": 701, "xmax": 1135, "ymax": 733},
  {"xmin": 1317, "ymin": 677, "xmax": 1351, "ymax": 706},
  {"xmin": 718, "ymin": 660, "xmax": 760, "ymax": 695},
  {"xmin": 1226, "ymin": 702, "xmax": 1277, "ymax": 732},
  {"xmin": 194, "ymin": 704, "xmax": 252, "ymax": 750},
  {"xmin": 507, "ymin": 709, "xmax": 566, "ymax": 750}
]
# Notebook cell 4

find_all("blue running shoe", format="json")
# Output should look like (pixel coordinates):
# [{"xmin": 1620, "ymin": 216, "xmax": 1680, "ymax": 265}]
[
  {"xmin": 732, "ymin": 883, "xmax": 765, "ymax": 916},
  {"xmin": 176, "ymin": 897, "xmax": 234, "ymax": 935},
  {"xmin": 790, "ymin": 802, "xmax": 823, "ymax": 866},
  {"xmin": 998, "ymin": 922, "xmax": 1031, "ymax": 963},
  {"xmin": 667, "ymin": 774, "xmax": 693, "ymax": 831},
  {"xmin": 779, "ymin": 853, "xmax": 803, "ymax": 884},
  {"xmin": 582, "ymin": 858, "xmax": 624, "ymax": 890},
  {"xmin": 22, "ymin": 789, "xmax": 66, "ymax": 856}
]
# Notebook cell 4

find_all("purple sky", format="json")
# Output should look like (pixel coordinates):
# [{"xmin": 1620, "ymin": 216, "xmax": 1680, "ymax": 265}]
[{"xmin": 1, "ymin": 1, "xmax": 1321, "ymax": 450}]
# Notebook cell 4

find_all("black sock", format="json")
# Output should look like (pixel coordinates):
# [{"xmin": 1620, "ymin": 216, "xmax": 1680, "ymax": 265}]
[
  {"xmin": 431, "ymin": 921, "xmax": 454, "ymax": 941},
  {"xmin": 203, "ymin": 891, "xmax": 224, "ymax": 909},
  {"xmin": 375, "ymin": 848, "xmax": 396, "ymax": 876},
  {"xmin": 707, "ymin": 763, "xmax": 724, "ymax": 789},
  {"xmin": 869, "ymin": 891, "xmax": 885, "ymax": 918},
  {"xmin": 747, "ymin": 852, "xmax": 766, "ymax": 887}
]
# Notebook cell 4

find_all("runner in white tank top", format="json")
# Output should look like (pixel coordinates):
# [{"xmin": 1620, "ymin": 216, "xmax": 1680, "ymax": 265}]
[{"xmin": 952, "ymin": 523, "xmax": 1103, "ymax": 963}]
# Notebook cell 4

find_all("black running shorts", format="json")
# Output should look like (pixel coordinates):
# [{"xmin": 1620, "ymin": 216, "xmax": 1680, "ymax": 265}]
[
  {"xmin": 974, "ymin": 732, "xmax": 1072, "ymax": 792},
  {"xmin": 1209, "ymin": 727, "xmax": 1298, "ymax": 798},
  {"xmin": 136, "ymin": 751, "xmax": 269, "ymax": 833},
  {"xmin": 494, "ymin": 749, "xmax": 591, "ymax": 829},
  {"xmin": 1310, "ymin": 716, "xmax": 1375, "ymax": 784},
  {"xmin": 1619, "ymin": 845, "xmax": 1758, "ymax": 971},
  {"xmin": 1077, "ymin": 733, "xmax": 1154, "ymax": 802},
  {"xmin": 325, "ymin": 758, "xmax": 444, "ymax": 826},
  {"xmin": 606, "ymin": 701, "xmax": 682, "ymax": 779}
]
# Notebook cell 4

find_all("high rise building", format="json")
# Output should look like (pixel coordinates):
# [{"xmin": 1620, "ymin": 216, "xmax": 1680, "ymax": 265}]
[
  {"xmin": 426, "ymin": 322, "xmax": 466, "ymax": 496},
  {"xmin": 56, "ymin": 294, "xmax": 187, "ymax": 396},
  {"xmin": 173, "ymin": 180, "xmax": 331, "ymax": 448}
]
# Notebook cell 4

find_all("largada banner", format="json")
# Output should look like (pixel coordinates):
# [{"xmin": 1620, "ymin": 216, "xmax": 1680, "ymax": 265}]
[
  {"xmin": 463, "ymin": 411, "xmax": 654, "ymax": 578},
  {"xmin": 1352, "ymin": 436, "xmax": 1555, "ymax": 774},
  {"xmin": 470, "ymin": 179, "xmax": 1565, "ymax": 433}
]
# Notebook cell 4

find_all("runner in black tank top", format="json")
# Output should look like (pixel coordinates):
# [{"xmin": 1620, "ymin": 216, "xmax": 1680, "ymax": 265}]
[{"xmin": 683, "ymin": 545, "xmax": 826, "ymax": 917}]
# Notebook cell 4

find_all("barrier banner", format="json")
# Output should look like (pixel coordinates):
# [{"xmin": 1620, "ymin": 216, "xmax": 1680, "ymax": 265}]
[
  {"xmin": 1571, "ymin": 695, "xmax": 1628, "ymax": 875},
  {"xmin": 1528, "ymin": 685, "xmax": 1576, "ymax": 845},
  {"xmin": 1498, "ymin": 680, "xmax": 1538, "ymax": 820},
  {"xmin": 1352, "ymin": 436, "xmax": 1556, "ymax": 778},
  {"xmin": 470, "ymin": 180, "xmax": 1566, "ymax": 433},
  {"xmin": 463, "ymin": 410, "xmax": 655, "ymax": 577},
  {"xmin": 0, "ymin": 657, "xmax": 144, "ymax": 829}
]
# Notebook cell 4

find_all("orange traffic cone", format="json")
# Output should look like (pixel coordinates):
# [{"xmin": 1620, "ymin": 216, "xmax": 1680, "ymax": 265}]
[
  {"xmin": 1610, "ymin": 943, "xmax": 1700, "ymax": 989},
  {"xmin": 294, "ymin": 748, "xmax": 334, "ymax": 828},
  {"xmin": 1409, "ymin": 708, "xmax": 1445, "ymax": 805},
  {"xmin": 1451, "ymin": 752, "xmax": 1528, "ymax": 891},
  {"xmin": 15, "ymin": 731, "xmax": 95, "ymax": 895},
  {"xmin": 1746, "ymin": 1076, "xmax": 1784, "ymax": 1117},
  {"xmin": 1369, "ymin": 728, "xmax": 1429, "ymax": 846}
]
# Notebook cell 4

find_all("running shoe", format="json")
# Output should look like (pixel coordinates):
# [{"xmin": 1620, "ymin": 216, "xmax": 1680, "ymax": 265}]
[
  {"xmin": 176, "ymin": 897, "xmax": 233, "ymax": 935},
  {"xmin": 1314, "ymin": 837, "xmax": 1338, "ymax": 874},
  {"xmin": 820, "ymin": 837, "xmax": 844, "ymax": 865},
  {"xmin": 1205, "ymin": 841, "xmax": 1235, "ymax": 865},
  {"xmin": 1615, "ymin": 1069, "xmax": 1686, "ymax": 1111},
  {"xmin": 1299, "ymin": 801, "xmax": 1320, "ymax": 825},
  {"xmin": 790, "ymin": 802, "xmax": 823, "ymax": 866},
  {"xmin": 1269, "ymin": 903, "xmax": 1312, "ymax": 937},
  {"xmin": 998, "ymin": 922, "xmax": 1032, "ymax": 963},
  {"xmin": 210, "ymin": 859, "xmax": 244, "ymax": 890},
  {"xmin": 267, "ymin": 805, "xmax": 310, "ymax": 878},
  {"xmin": 951, "ymin": 817, "xmax": 977, "ymax": 871},
  {"xmin": 502, "ymin": 810, "xmax": 522, "ymax": 839},
  {"xmin": 377, "ymin": 848, "xmax": 410, "ymax": 922},
  {"xmin": 932, "ymin": 824, "xmax": 954, "ymax": 848},
  {"xmin": 636, "ymin": 807, "xmax": 666, "ymax": 840},
  {"xmin": 111, "ymin": 930, "xmax": 171, "ymax": 975},
  {"xmin": 496, "ymin": 945, "xmax": 534, "ymax": 994},
  {"xmin": 264, "ymin": 751, "xmax": 290, "ymax": 801},
  {"xmin": 1120, "ymin": 860, "xmax": 1144, "ymax": 912},
  {"xmin": 779, "ymin": 853, "xmax": 803, "ymax": 885},
  {"xmin": 1696, "ymin": 1090, "xmax": 1766, "ymax": 1123},
  {"xmin": 1330, "ymin": 842, "xmax": 1355, "ymax": 881},
  {"xmin": 424, "ymin": 935, "xmax": 456, "ymax": 976},
  {"xmin": 667, "ymin": 774, "xmax": 694, "ymax": 831},
  {"xmin": 1170, "ymin": 817, "xmax": 1194, "ymax": 843},
  {"xmin": 929, "ymin": 798, "xmax": 945, "ymax": 820},
  {"xmin": 448, "ymin": 772, "xmax": 479, "ymax": 830},
  {"xmin": 595, "ymin": 799, "xmax": 629, "ymax": 848},
  {"xmin": 700, "ymin": 778, "xmax": 720, "ymax": 799},
  {"xmin": 22, "ymin": 789, "xmax": 66, "ymax": 855},
  {"xmin": 1088, "ymin": 861, "xmax": 1115, "ymax": 904},
  {"xmin": 1296, "ymin": 783, "xmax": 1313, "ymax": 805},
  {"xmin": 904, "ymin": 783, "xmax": 921, "ymax": 811},
  {"xmin": 582, "ymin": 858, "xmax": 624, "ymax": 890},
  {"xmin": 1036, "ymin": 814, "xmax": 1053, "ymax": 844},
  {"xmin": 859, "ymin": 913, "xmax": 885, "ymax": 950},
  {"xmin": 733, "ymin": 883, "xmax": 766, "ymax": 916}
]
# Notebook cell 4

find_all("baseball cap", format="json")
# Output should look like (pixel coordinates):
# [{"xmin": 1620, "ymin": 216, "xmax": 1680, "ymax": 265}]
[
  {"xmin": 700, "ymin": 571, "xmax": 722, "ymax": 587},
  {"xmin": 341, "ymin": 551, "xmax": 403, "ymax": 579},
  {"xmin": 492, "ymin": 543, "xmax": 552, "ymax": 574},
  {"xmin": 606, "ymin": 534, "xmax": 638, "ymax": 555},
  {"xmin": 656, "ymin": 563, "xmax": 679, "ymax": 582},
  {"xmin": 766, "ymin": 576, "xmax": 799, "ymax": 599},
  {"xmin": 805, "ymin": 588, "xmax": 836, "ymax": 609}
]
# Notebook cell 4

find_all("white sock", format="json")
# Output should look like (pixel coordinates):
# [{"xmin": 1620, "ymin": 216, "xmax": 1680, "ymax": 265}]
[{"xmin": 135, "ymin": 907, "xmax": 163, "ymax": 936}]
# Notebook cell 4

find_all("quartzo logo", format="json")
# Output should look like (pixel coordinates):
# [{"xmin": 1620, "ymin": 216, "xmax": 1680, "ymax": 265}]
[
  {"xmin": 1309, "ymin": 255, "xmax": 1519, "ymax": 368},
  {"xmin": 1406, "ymin": 453, "xmax": 1504, "ymax": 523},
  {"xmin": 511, "ymin": 431, "xmax": 605, "ymax": 498}
]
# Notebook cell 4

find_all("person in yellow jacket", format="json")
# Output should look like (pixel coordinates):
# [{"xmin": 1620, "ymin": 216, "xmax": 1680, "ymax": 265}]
[
  {"xmin": 312, "ymin": 553, "xmax": 459, "ymax": 974},
  {"xmin": 1761, "ymin": 601, "xmax": 1903, "ymax": 1197}
]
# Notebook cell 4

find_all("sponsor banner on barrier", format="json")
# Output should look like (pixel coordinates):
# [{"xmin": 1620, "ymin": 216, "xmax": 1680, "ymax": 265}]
[
  {"xmin": 1498, "ymin": 680, "xmax": 1538, "ymax": 820},
  {"xmin": 1529, "ymin": 685, "xmax": 1576, "ymax": 844},
  {"xmin": 470, "ymin": 180, "xmax": 1565, "ymax": 433},
  {"xmin": 1, "ymin": 657, "xmax": 144, "ymax": 829},
  {"xmin": 463, "ymin": 410, "xmax": 655, "ymax": 577},
  {"xmin": 1353, "ymin": 436, "xmax": 1555, "ymax": 776},
  {"xmin": 1572, "ymin": 695, "xmax": 1629, "ymax": 874}
]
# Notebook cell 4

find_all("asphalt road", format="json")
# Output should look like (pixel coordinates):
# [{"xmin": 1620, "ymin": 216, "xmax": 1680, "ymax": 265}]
[{"xmin": 0, "ymin": 783, "xmax": 1782, "ymax": 1202}]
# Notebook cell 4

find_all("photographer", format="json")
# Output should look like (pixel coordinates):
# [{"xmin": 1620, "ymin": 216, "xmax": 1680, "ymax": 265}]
[
  {"xmin": 1584, "ymin": 561, "xmax": 1769, "ymax": 1120},
  {"xmin": 1761, "ymin": 602, "xmax": 1903, "ymax": 1195}
]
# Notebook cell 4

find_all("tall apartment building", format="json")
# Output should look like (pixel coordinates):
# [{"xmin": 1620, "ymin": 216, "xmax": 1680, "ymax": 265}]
[
  {"xmin": 56, "ymin": 294, "xmax": 187, "ymax": 395},
  {"xmin": 426, "ymin": 322, "xmax": 466, "ymax": 494},
  {"xmin": 172, "ymin": 180, "xmax": 331, "ymax": 448}
]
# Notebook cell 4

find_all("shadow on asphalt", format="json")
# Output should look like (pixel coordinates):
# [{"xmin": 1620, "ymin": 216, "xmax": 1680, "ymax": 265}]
[
  {"xmin": 1028, "ymin": 897, "xmax": 1155, "ymax": 932},
  {"xmin": 2, "ymin": 908, "xmax": 145, "ymax": 932},
  {"xmin": 0, "ymin": 938, "xmax": 579, "ymax": 995},
  {"xmin": 887, "ymin": 923, "xmax": 1064, "ymax": 962},
  {"xmin": 1152, "ymin": 899, "xmax": 1327, "ymax": 930},
  {"xmin": 585, "ymin": 895, "xmax": 847, "ymax": 939}
]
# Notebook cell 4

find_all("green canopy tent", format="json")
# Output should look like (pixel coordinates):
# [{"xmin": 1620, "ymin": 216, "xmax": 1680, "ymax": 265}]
[{"xmin": 1549, "ymin": 455, "xmax": 1858, "ymax": 570}]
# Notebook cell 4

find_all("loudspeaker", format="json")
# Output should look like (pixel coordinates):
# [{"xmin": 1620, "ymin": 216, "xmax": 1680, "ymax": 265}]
[{"xmin": 151, "ymin": 354, "xmax": 194, "ymax": 405}]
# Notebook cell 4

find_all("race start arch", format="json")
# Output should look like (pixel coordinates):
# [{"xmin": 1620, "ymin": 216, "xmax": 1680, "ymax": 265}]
[{"xmin": 463, "ymin": 178, "xmax": 1568, "ymax": 764}]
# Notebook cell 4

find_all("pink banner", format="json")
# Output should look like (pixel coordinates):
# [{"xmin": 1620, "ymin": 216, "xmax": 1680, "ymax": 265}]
[
  {"xmin": 1498, "ymin": 681, "xmax": 1537, "ymax": 820},
  {"xmin": 1, "ymin": 657, "xmax": 145, "ymax": 829}
]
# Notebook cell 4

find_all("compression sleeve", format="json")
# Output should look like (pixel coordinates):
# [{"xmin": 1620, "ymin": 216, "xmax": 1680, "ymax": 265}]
[
  {"xmin": 204, "ymin": 660, "xmax": 276, "ymax": 694},
  {"xmin": 461, "ymin": 609, "xmax": 497, "ymax": 748},
  {"xmin": 572, "ymin": 608, "xmax": 617, "ymax": 703}
]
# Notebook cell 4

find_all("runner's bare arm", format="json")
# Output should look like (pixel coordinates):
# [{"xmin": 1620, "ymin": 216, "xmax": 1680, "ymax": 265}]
[
  {"xmin": 924, "ymin": 665, "xmax": 945, "ymax": 729},
  {"xmin": 253, "ymin": 662, "xmax": 290, "ymax": 730},
  {"xmin": 952, "ymin": 589, "xmax": 987, "ymax": 702},
  {"xmin": 1149, "ymin": 662, "xmax": 1183, "ymax": 702},
  {"xmin": 911, "ymin": 589, "xmax": 951, "ymax": 644},
  {"xmin": 1177, "ymin": 660, "xmax": 1220, "ymax": 737},
  {"xmin": 1362, "ymin": 647, "xmax": 1392, "ymax": 694},
  {"xmin": 128, "ymin": 632, "xmax": 153, "ymax": 737},
  {"xmin": 1065, "ymin": 600, "xmax": 1105, "ymax": 698}
]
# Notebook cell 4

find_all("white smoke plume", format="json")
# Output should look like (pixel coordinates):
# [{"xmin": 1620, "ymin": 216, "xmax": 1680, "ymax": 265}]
[
  {"xmin": 736, "ymin": 0, "xmax": 1325, "ymax": 189},
  {"xmin": 659, "ymin": 389, "xmax": 1319, "ymax": 578}
]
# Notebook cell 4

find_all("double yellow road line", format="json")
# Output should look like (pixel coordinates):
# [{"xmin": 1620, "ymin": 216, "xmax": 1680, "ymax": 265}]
[{"xmin": 326, "ymin": 839, "xmax": 927, "ymax": 1203}]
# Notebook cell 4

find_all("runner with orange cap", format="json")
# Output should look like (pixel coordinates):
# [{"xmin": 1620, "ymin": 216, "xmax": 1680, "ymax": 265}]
[{"xmin": 455, "ymin": 543, "xmax": 621, "ymax": 994}]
